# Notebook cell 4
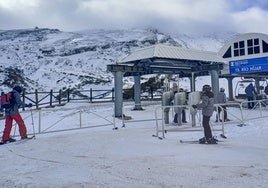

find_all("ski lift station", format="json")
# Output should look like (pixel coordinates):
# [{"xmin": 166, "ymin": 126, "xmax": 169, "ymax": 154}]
[{"xmin": 107, "ymin": 33, "xmax": 268, "ymax": 117}]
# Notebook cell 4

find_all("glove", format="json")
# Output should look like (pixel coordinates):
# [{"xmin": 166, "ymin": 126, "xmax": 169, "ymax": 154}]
[
  {"xmin": 26, "ymin": 103, "xmax": 32, "ymax": 108},
  {"xmin": 192, "ymin": 105, "xmax": 197, "ymax": 109}
]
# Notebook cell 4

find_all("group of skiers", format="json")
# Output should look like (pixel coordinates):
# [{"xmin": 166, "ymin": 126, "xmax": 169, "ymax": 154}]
[
  {"xmin": 1, "ymin": 82, "xmax": 266, "ymax": 145},
  {"xmin": 0, "ymin": 86, "xmax": 32, "ymax": 145},
  {"xmin": 162, "ymin": 81, "xmax": 268, "ymax": 144},
  {"xmin": 245, "ymin": 82, "xmax": 268, "ymax": 109},
  {"xmin": 162, "ymin": 84, "xmax": 230, "ymax": 144}
]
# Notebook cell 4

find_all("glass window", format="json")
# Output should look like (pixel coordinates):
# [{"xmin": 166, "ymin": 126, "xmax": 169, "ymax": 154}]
[
  {"xmin": 247, "ymin": 38, "xmax": 260, "ymax": 55},
  {"xmin": 233, "ymin": 40, "xmax": 245, "ymax": 56},
  {"xmin": 240, "ymin": 49, "xmax": 245, "ymax": 56},
  {"xmin": 247, "ymin": 39, "xmax": 253, "ymax": 47},
  {"xmin": 263, "ymin": 40, "xmax": 268, "ymax": 53},
  {"xmin": 234, "ymin": 49, "xmax": 239, "ymax": 57},
  {"xmin": 248, "ymin": 47, "xmax": 253, "ymax": 55},
  {"xmin": 234, "ymin": 42, "xmax": 238, "ymax": 49},
  {"xmin": 239, "ymin": 41, "xmax": 245, "ymax": 48},
  {"xmin": 254, "ymin": 46, "xmax": 260, "ymax": 54},
  {"xmin": 254, "ymin": 39, "xmax": 259, "ymax": 45},
  {"xmin": 223, "ymin": 46, "xmax": 232, "ymax": 58}
]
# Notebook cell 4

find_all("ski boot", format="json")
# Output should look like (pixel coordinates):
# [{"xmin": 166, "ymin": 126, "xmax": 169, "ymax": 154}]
[
  {"xmin": 0, "ymin": 137, "xmax": 16, "ymax": 145},
  {"xmin": 207, "ymin": 137, "xmax": 218, "ymax": 144},
  {"xmin": 199, "ymin": 137, "xmax": 207, "ymax": 144},
  {"xmin": 21, "ymin": 135, "xmax": 28, "ymax": 140}
]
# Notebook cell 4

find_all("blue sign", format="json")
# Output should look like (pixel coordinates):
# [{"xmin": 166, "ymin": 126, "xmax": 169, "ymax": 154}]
[{"xmin": 229, "ymin": 56, "xmax": 268, "ymax": 74}]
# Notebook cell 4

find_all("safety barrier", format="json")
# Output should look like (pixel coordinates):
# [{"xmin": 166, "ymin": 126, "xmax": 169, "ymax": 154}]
[
  {"xmin": 154, "ymin": 104, "xmax": 225, "ymax": 139},
  {"xmin": 215, "ymin": 99, "xmax": 268, "ymax": 127},
  {"xmin": 154, "ymin": 98, "xmax": 268, "ymax": 139},
  {"xmin": 121, "ymin": 101, "xmax": 162, "ymax": 129},
  {"xmin": 0, "ymin": 103, "xmax": 117, "ymax": 137},
  {"xmin": 5, "ymin": 98, "xmax": 267, "ymax": 139},
  {"xmin": 239, "ymin": 98, "xmax": 268, "ymax": 122}
]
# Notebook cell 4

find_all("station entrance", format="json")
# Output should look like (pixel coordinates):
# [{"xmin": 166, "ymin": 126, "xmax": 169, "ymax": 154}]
[{"xmin": 107, "ymin": 33, "xmax": 268, "ymax": 117}]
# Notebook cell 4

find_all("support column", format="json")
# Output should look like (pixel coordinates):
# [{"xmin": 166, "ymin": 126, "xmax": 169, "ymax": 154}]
[
  {"xmin": 255, "ymin": 78, "xmax": 260, "ymax": 95},
  {"xmin": 133, "ymin": 75, "xmax": 143, "ymax": 110},
  {"xmin": 227, "ymin": 77, "xmax": 234, "ymax": 101},
  {"xmin": 114, "ymin": 71, "xmax": 123, "ymax": 117},
  {"xmin": 190, "ymin": 72, "xmax": 196, "ymax": 126},
  {"xmin": 210, "ymin": 70, "xmax": 219, "ymax": 102},
  {"xmin": 190, "ymin": 73, "xmax": 196, "ymax": 92}
]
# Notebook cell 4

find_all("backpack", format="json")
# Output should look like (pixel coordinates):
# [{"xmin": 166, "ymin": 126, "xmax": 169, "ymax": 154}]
[{"xmin": 0, "ymin": 92, "xmax": 15, "ymax": 109}]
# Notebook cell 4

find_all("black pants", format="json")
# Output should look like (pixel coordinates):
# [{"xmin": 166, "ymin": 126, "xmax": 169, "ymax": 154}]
[
  {"xmin": 247, "ymin": 96, "xmax": 254, "ymax": 109},
  {"xmin": 203, "ymin": 115, "xmax": 212, "ymax": 140},
  {"xmin": 173, "ymin": 109, "xmax": 186, "ymax": 123},
  {"xmin": 216, "ymin": 106, "xmax": 227, "ymax": 121}
]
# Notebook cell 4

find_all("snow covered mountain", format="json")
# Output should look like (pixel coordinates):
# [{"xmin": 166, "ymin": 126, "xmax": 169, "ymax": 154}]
[{"xmin": 0, "ymin": 27, "xmax": 234, "ymax": 92}]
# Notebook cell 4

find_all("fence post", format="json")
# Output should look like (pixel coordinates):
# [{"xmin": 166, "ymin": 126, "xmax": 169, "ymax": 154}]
[
  {"xmin": 59, "ymin": 89, "xmax": 62, "ymax": 105},
  {"xmin": 90, "ymin": 88, "xmax": 93, "ymax": 103},
  {"xmin": 79, "ymin": 109, "xmax": 82, "ymax": 128},
  {"xmin": 50, "ymin": 89, "xmax": 53, "ymax": 107},
  {"xmin": 35, "ymin": 89, "xmax": 39, "ymax": 109},
  {"xmin": 38, "ymin": 110, "xmax": 41, "ymax": 133},
  {"xmin": 150, "ymin": 87, "xmax": 154, "ymax": 99},
  {"xmin": 67, "ymin": 89, "xmax": 70, "ymax": 102}
]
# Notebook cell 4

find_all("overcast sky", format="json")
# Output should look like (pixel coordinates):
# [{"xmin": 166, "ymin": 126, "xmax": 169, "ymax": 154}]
[{"xmin": 0, "ymin": 0, "xmax": 268, "ymax": 35}]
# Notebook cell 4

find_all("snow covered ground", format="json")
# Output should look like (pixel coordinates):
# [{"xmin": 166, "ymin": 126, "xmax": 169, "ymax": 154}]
[{"xmin": 0, "ymin": 101, "xmax": 268, "ymax": 188}]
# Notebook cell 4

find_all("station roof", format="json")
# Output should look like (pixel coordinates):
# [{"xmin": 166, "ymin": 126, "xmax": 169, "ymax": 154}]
[
  {"xmin": 119, "ymin": 44, "xmax": 224, "ymax": 63},
  {"xmin": 107, "ymin": 44, "xmax": 225, "ymax": 77}
]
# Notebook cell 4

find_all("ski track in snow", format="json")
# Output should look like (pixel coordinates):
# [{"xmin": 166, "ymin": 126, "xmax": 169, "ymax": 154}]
[{"xmin": 0, "ymin": 102, "xmax": 268, "ymax": 188}]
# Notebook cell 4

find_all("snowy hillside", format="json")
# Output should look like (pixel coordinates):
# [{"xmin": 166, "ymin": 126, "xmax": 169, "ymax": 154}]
[{"xmin": 0, "ymin": 28, "xmax": 234, "ymax": 92}]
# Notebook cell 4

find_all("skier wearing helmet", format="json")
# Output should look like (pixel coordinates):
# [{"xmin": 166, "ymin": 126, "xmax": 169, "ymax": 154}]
[
  {"xmin": 216, "ymin": 88, "xmax": 229, "ymax": 122},
  {"xmin": 192, "ymin": 85, "xmax": 217, "ymax": 144},
  {"xmin": 0, "ymin": 86, "xmax": 32, "ymax": 145}
]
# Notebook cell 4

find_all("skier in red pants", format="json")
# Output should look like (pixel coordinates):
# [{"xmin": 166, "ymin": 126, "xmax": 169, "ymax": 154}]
[{"xmin": 0, "ymin": 86, "xmax": 32, "ymax": 144}]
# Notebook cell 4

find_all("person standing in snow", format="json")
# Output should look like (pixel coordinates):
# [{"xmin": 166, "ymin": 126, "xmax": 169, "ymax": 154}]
[
  {"xmin": 173, "ymin": 88, "xmax": 187, "ymax": 125},
  {"xmin": 245, "ymin": 83, "xmax": 257, "ymax": 109},
  {"xmin": 162, "ymin": 86, "xmax": 178, "ymax": 124},
  {"xmin": 216, "ymin": 87, "xmax": 229, "ymax": 122},
  {"xmin": 192, "ymin": 85, "xmax": 217, "ymax": 144},
  {"xmin": 0, "ymin": 86, "xmax": 32, "ymax": 145},
  {"xmin": 264, "ymin": 85, "xmax": 268, "ymax": 96}
]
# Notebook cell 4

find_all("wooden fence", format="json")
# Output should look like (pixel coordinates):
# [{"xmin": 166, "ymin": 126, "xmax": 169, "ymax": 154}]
[
  {"xmin": 21, "ymin": 88, "xmax": 162, "ymax": 109},
  {"xmin": 22, "ymin": 88, "xmax": 115, "ymax": 109}
]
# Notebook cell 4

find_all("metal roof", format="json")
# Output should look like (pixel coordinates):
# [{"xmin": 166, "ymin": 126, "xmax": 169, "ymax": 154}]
[{"xmin": 119, "ymin": 44, "xmax": 225, "ymax": 63}]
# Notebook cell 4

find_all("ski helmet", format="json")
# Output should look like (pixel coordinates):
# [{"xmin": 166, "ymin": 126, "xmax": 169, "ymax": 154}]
[
  {"xmin": 202, "ymin": 85, "xmax": 211, "ymax": 92},
  {"xmin": 13, "ymin": 85, "xmax": 23, "ymax": 93}
]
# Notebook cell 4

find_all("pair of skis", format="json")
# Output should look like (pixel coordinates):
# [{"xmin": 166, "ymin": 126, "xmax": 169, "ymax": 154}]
[
  {"xmin": 15, "ymin": 135, "xmax": 36, "ymax": 144},
  {"xmin": 0, "ymin": 135, "xmax": 35, "ymax": 145},
  {"xmin": 180, "ymin": 140, "xmax": 200, "ymax": 144},
  {"xmin": 180, "ymin": 133, "xmax": 226, "ymax": 144},
  {"xmin": 179, "ymin": 139, "xmax": 224, "ymax": 144}
]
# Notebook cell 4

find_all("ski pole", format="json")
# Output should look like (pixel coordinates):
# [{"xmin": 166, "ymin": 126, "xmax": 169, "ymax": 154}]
[
  {"xmin": 13, "ymin": 123, "xmax": 17, "ymax": 137},
  {"xmin": 209, "ymin": 121, "xmax": 217, "ymax": 139}
]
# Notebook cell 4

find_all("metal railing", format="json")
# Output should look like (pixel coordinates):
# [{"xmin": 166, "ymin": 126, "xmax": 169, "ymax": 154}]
[
  {"xmin": 120, "ymin": 101, "xmax": 162, "ymax": 128},
  {"xmin": 1, "ymin": 103, "xmax": 117, "ymax": 138},
  {"xmin": 153, "ymin": 98, "xmax": 268, "ymax": 139},
  {"xmin": 153, "ymin": 104, "xmax": 225, "ymax": 139},
  {"xmin": 4, "ymin": 98, "xmax": 267, "ymax": 139}
]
